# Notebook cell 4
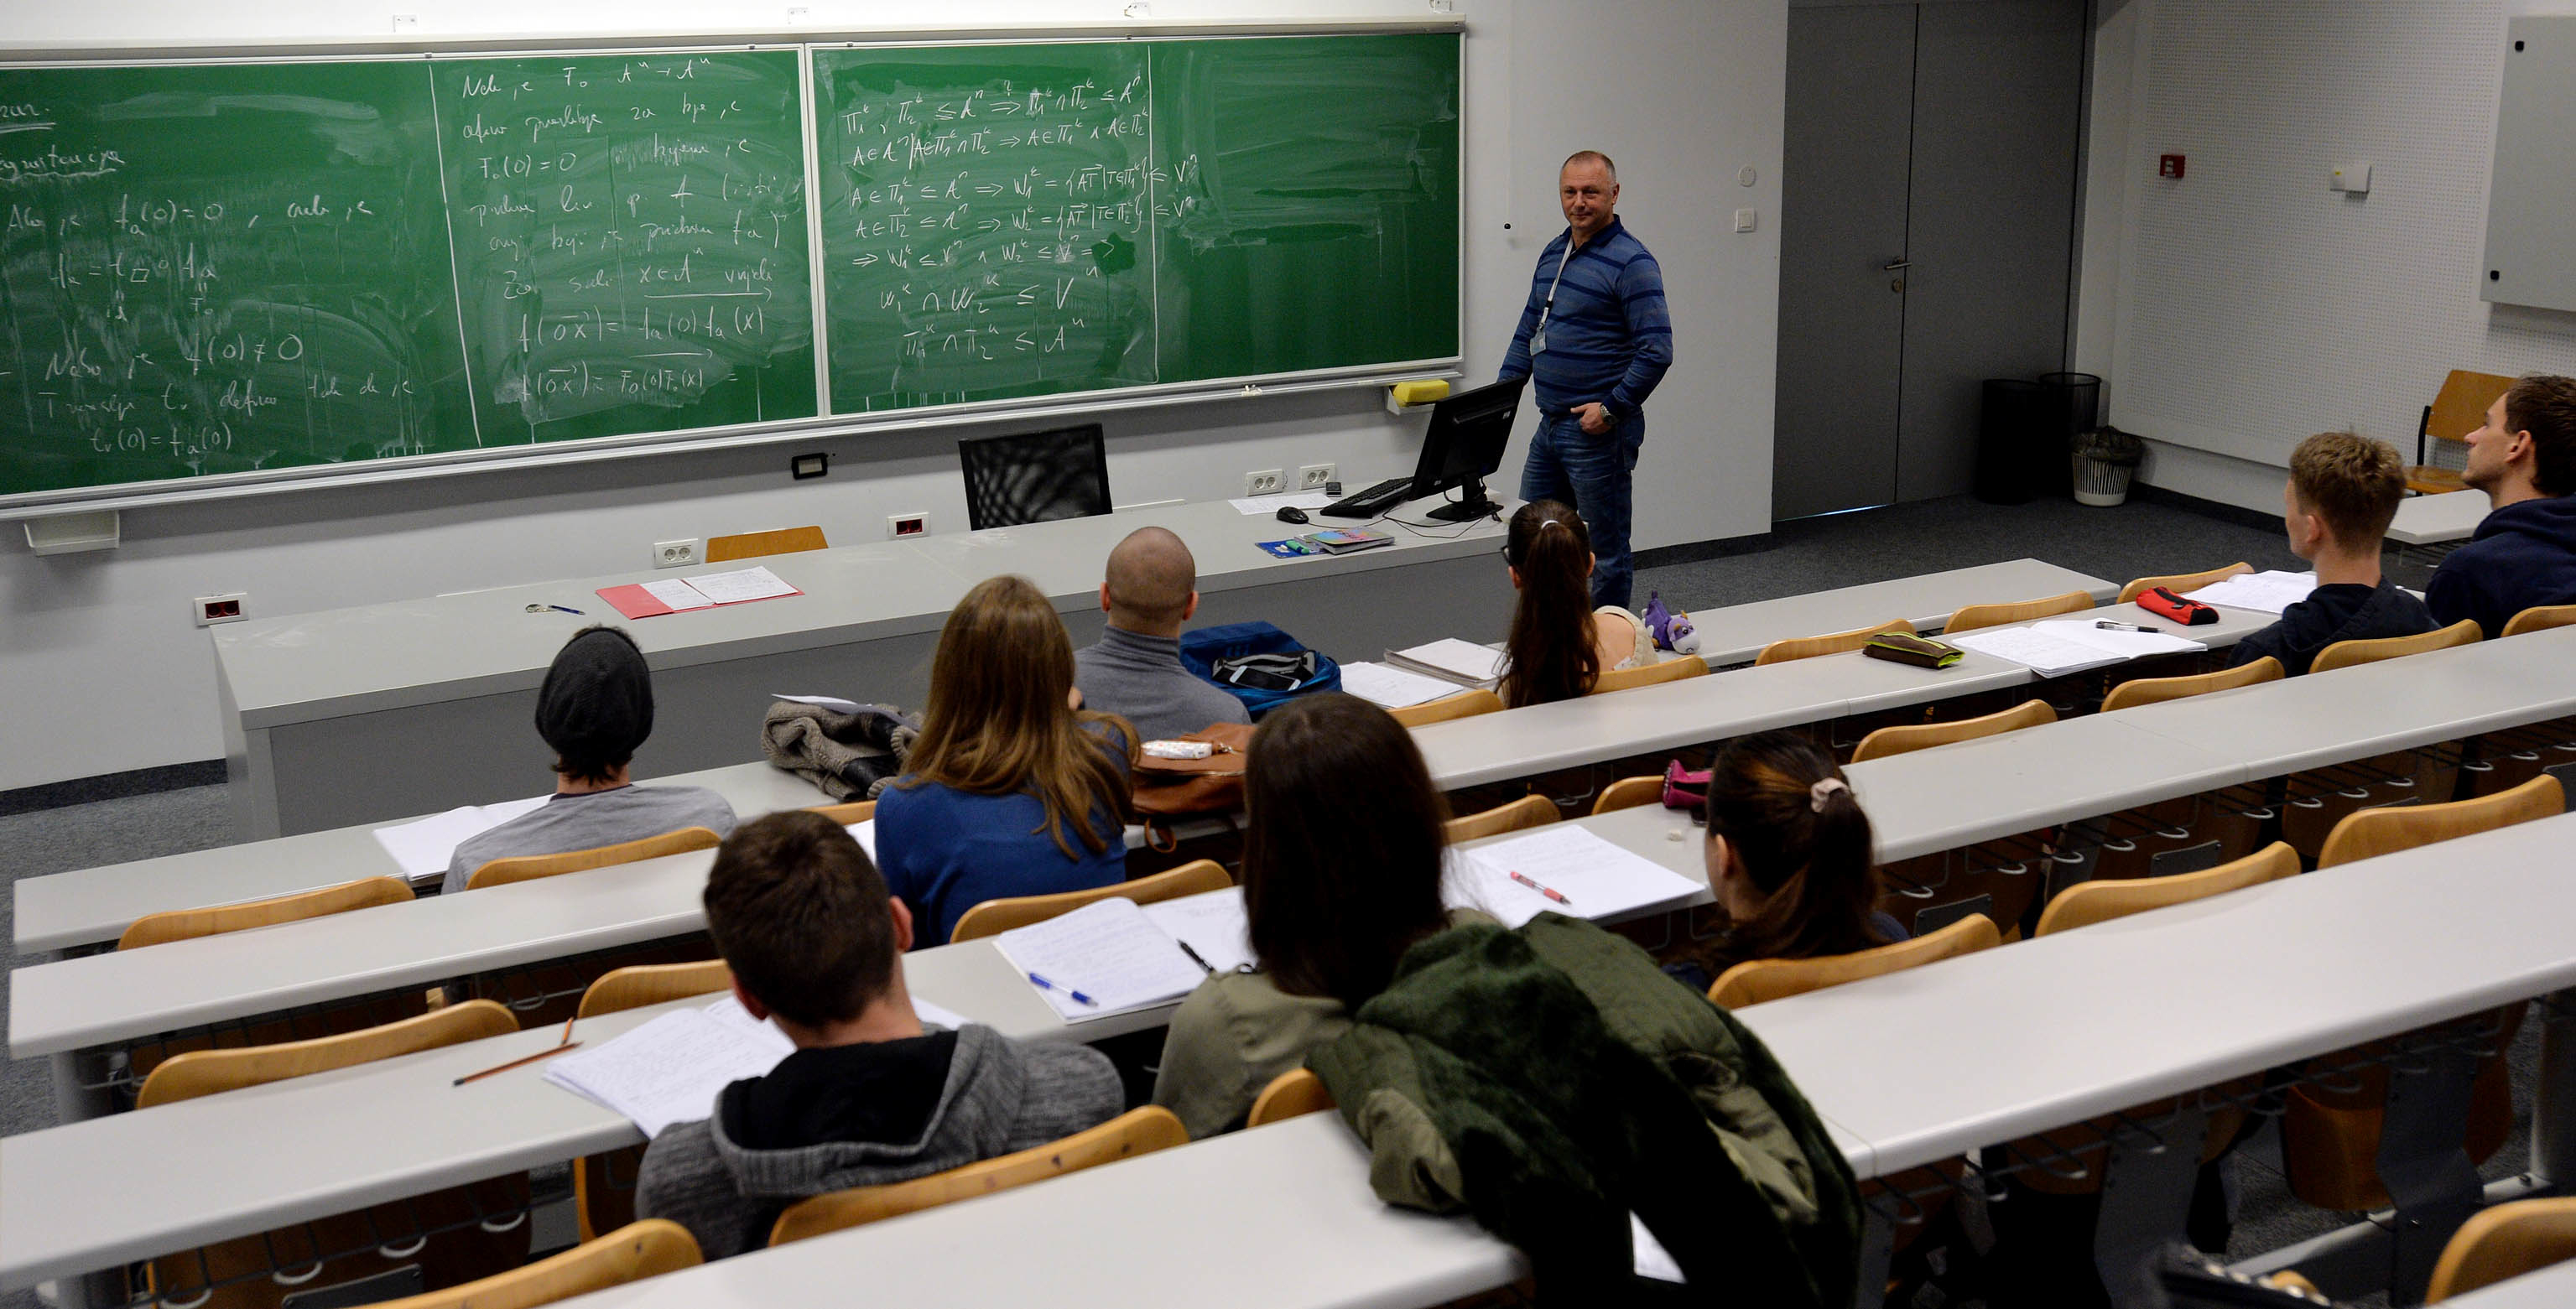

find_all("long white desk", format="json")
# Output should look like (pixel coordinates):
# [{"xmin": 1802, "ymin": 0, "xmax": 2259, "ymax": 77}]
[
  {"xmin": 2434, "ymin": 1261, "xmax": 2576, "ymax": 1308},
  {"xmin": 1686, "ymin": 558, "xmax": 2115, "ymax": 667},
  {"xmin": 216, "ymin": 499, "xmax": 1514, "ymax": 839},
  {"xmin": 2387, "ymin": 489, "xmax": 2487, "ymax": 547}
]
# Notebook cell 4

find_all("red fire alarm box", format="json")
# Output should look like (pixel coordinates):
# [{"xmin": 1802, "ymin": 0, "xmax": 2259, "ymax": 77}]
[{"xmin": 2158, "ymin": 153, "xmax": 2186, "ymax": 179}]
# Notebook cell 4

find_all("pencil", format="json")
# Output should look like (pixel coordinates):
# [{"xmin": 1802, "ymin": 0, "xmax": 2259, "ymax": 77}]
[{"xmin": 453, "ymin": 1015, "xmax": 583, "ymax": 1087}]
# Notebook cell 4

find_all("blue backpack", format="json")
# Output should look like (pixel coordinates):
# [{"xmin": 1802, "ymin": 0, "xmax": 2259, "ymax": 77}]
[{"xmin": 1179, "ymin": 621, "xmax": 1343, "ymax": 719}]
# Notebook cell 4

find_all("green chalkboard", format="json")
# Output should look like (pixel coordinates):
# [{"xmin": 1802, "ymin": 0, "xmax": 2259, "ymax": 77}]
[
  {"xmin": 812, "ymin": 32, "xmax": 1460, "ymax": 415},
  {"xmin": 0, "ymin": 60, "xmax": 471, "ymax": 495}
]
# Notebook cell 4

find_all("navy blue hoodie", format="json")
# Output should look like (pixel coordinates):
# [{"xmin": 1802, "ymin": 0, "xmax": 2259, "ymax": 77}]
[{"xmin": 2425, "ymin": 495, "xmax": 2576, "ymax": 638}]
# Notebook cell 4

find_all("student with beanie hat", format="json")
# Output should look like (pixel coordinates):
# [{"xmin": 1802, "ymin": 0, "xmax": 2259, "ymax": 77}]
[{"xmin": 443, "ymin": 626, "xmax": 737, "ymax": 893}]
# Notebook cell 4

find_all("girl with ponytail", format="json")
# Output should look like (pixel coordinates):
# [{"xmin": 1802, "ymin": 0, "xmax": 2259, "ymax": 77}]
[
  {"xmin": 1686, "ymin": 730, "xmax": 1903, "ymax": 983},
  {"xmin": 1498, "ymin": 501, "xmax": 1654, "ymax": 708}
]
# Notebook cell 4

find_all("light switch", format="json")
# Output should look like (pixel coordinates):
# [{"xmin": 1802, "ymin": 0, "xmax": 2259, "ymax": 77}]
[
  {"xmin": 1733, "ymin": 207, "xmax": 1757, "ymax": 233},
  {"xmin": 2331, "ymin": 161, "xmax": 2372, "ymax": 193}
]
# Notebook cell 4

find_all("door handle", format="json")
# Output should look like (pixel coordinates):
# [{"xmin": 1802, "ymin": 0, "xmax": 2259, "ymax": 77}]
[{"xmin": 1881, "ymin": 259, "xmax": 1912, "ymax": 271}]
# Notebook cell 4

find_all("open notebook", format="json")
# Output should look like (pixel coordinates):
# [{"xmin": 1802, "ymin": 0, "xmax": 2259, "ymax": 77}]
[
  {"xmin": 1384, "ymin": 638, "xmax": 1507, "ymax": 689},
  {"xmin": 991, "ymin": 893, "xmax": 1254, "ymax": 1022},
  {"xmin": 371, "ymin": 795, "xmax": 549, "ymax": 881},
  {"xmin": 1947, "ymin": 620, "xmax": 2206, "ymax": 678},
  {"xmin": 1444, "ymin": 824, "xmax": 1705, "ymax": 928}
]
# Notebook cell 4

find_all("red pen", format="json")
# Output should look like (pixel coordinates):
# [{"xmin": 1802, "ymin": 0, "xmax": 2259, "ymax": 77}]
[{"xmin": 1509, "ymin": 870, "xmax": 1573, "ymax": 906}]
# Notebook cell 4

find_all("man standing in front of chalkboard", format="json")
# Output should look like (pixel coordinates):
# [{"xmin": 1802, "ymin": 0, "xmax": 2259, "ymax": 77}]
[{"xmin": 1497, "ymin": 150, "xmax": 1673, "ymax": 611}]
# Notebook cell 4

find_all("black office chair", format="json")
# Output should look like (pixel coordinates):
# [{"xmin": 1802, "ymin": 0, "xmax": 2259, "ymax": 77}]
[{"xmin": 959, "ymin": 424, "xmax": 1112, "ymax": 530}]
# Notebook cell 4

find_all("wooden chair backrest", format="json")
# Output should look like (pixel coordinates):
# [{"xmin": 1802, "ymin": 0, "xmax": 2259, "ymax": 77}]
[
  {"xmin": 1707, "ymin": 915, "xmax": 2001, "ymax": 1010},
  {"xmin": 1590, "ymin": 656, "xmax": 1708, "ymax": 695},
  {"xmin": 1753, "ymin": 618, "xmax": 1914, "ymax": 667},
  {"xmin": 2428, "ymin": 370, "xmax": 2517, "ymax": 449},
  {"xmin": 2502, "ymin": 603, "xmax": 2576, "ymax": 638},
  {"xmin": 2317, "ymin": 775, "xmax": 2563, "ymax": 869},
  {"xmin": 1942, "ymin": 590, "xmax": 2095, "ymax": 636},
  {"xmin": 577, "ymin": 960, "xmax": 735, "ymax": 1021},
  {"xmin": 2035, "ymin": 842, "xmax": 2300, "ymax": 937},
  {"xmin": 2118, "ymin": 562, "xmax": 2251, "ymax": 605},
  {"xmin": 117, "ymin": 875, "xmax": 413, "ymax": 951},
  {"xmin": 704, "ymin": 525, "xmax": 827, "ymax": 562},
  {"xmin": 1444, "ymin": 794, "xmax": 1559, "ymax": 843},
  {"xmin": 2425, "ymin": 1196, "xmax": 2576, "ymax": 1303},
  {"xmin": 138, "ymin": 1000, "xmax": 518, "ymax": 1109},
  {"xmin": 1592, "ymin": 774, "xmax": 1666, "ymax": 815},
  {"xmin": 2099, "ymin": 656, "xmax": 2282, "ymax": 713},
  {"xmin": 1247, "ymin": 1067, "xmax": 1337, "ymax": 1128},
  {"xmin": 807, "ymin": 799, "xmax": 877, "ymax": 824},
  {"xmin": 465, "ymin": 826, "xmax": 724, "ymax": 891},
  {"xmin": 949, "ymin": 860, "xmax": 1231, "ymax": 943},
  {"xmin": 2311, "ymin": 618, "xmax": 2481, "ymax": 673},
  {"xmin": 1387, "ymin": 688, "xmax": 1504, "ymax": 728},
  {"xmin": 1850, "ymin": 699, "xmax": 2057, "ymax": 764},
  {"xmin": 768, "ymin": 1106, "xmax": 1189, "ymax": 1246},
  {"xmin": 368, "ymin": 1219, "xmax": 702, "ymax": 1309}
]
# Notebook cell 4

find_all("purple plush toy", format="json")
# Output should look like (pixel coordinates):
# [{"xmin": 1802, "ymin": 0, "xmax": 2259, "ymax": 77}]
[{"xmin": 1640, "ymin": 590, "xmax": 1700, "ymax": 657}]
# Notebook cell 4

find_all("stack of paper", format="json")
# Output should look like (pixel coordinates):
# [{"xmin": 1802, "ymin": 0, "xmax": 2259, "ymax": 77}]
[
  {"xmin": 2181, "ymin": 570, "xmax": 2318, "ymax": 616},
  {"xmin": 1227, "ymin": 491, "xmax": 1336, "ymax": 516},
  {"xmin": 372, "ymin": 795, "xmax": 550, "ymax": 881},
  {"xmin": 1949, "ymin": 620, "xmax": 2205, "ymax": 678},
  {"xmin": 1385, "ymin": 638, "xmax": 1508, "ymax": 689},
  {"xmin": 1446, "ymin": 825, "xmax": 1704, "ymax": 929},
  {"xmin": 991, "ymin": 897, "xmax": 1218, "ymax": 1021},
  {"xmin": 1339, "ymin": 660, "xmax": 1473, "ymax": 709},
  {"xmin": 598, "ymin": 565, "xmax": 803, "ymax": 620},
  {"xmin": 544, "ymin": 992, "xmax": 970, "ymax": 1136}
]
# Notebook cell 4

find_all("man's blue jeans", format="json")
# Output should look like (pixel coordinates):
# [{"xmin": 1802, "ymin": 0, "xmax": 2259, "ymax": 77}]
[{"xmin": 1519, "ymin": 409, "xmax": 1644, "ymax": 610}]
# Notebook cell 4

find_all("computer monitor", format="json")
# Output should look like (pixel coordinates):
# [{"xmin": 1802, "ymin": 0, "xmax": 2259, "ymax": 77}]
[
  {"xmin": 958, "ymin": 423, "xmax": 1111, "ymax": 531},
  {"xmin": 1404, "ymin": 377, "xmax": 1525, "ymax": 522}
]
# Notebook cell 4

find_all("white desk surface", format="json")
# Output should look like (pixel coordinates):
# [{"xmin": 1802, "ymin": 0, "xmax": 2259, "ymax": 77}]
[
  {"xmin": 1738, "ymin": 810, "xmax": 2576, "ymax": 1176},
  {"xmin": 213, "ymin": 499, "xmax": 1507, "ymax": 726},
  {"xmin": 1687, "ymin": 558, "xmax": 2116, "ymax": 666},
  {"xmin": 2429, "ymin": 1260, "xmax": 2576, "ymax": 1307},
  {"xmin": 1849, "ymin": 712, "xmax": 2246, "ymax": 864},
  {"xmin": 2387, "ymin": 490, "xmax": 2487, "ymax": 547},
  {"xmin": 12, "ymin": 763, "xmax": 832, "ymax": 956}
]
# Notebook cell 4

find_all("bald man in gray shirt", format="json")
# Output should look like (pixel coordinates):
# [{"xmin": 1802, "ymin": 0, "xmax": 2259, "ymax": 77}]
[{"xmin": 1073, "ymin": 527, "xmax": 1252, "ymax": 741}]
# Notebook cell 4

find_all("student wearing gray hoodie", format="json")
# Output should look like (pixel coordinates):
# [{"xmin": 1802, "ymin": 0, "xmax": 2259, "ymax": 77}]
[{"xmin": 635, "ymin": 810, "xmax": 1123, "ymax": 1260}]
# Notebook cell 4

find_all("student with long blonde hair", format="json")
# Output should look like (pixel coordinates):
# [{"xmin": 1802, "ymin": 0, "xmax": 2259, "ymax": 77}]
[{"xmin": 877, "ymin": 575, "xmax": 1137, "ymax": 945}]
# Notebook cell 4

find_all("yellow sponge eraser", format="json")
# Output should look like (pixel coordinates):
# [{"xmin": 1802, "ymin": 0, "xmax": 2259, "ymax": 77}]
[{"xmin": 1390, "ymin": 379, "xmax": 1450, "ymax": 407}]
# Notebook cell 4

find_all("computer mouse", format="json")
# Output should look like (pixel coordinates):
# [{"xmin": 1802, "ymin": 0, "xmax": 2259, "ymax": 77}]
[{"xmin": 1276, "ymin": 506, "xmax": 1310, "ymax": 524}]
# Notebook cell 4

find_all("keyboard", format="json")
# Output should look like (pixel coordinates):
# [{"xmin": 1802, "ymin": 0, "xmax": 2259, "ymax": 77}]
[{"xmin": 1319, "ymin": 476, "xmax": 1414, "ymax": 518}]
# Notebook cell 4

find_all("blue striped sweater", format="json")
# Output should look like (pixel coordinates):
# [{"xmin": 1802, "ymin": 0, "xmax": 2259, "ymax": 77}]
[{"xmin": 1498, "ymin": 216, "xmax": 1672, "ymax": 419}]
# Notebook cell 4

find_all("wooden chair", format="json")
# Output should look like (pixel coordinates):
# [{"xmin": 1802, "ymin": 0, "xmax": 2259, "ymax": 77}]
[
  {"xmin": 1592, "ymin": 774, "xmax": 1667, "ymax": 815},
  {"xmin": 464, "ymin": 826, "xmax": 725, "ymax": 891},
  {"xmin": 1444, "ymin": 794, "xmax": 1559, "ymax": 843},
  {"xmin": 1754, "ymin": 618, "xmax": 1913, "ymax": 667},
  {"xmin": 118, "ymin": 875, "xmax": 413, "ymax": 951},
  {"xmin": 1850, "ymin": 699, "xmax": 2056, "ymax": 763},
  {"xmin": 2099, "ymin": 657, "xmax": 2282, "ymax": 713},
  {"xmin": 1590, "ymin": 656, "xmax": 1707, "ymax": 695},
  {"xmin": 2316, "ymin": 775, "xmax": 2562, "ymax": 869},
  {"xmin": 2502, "ymin": 603, "xmax": 2576, "ymax": 638},
  {"xmin": 1706, "ymin": 914, "xmax": 2001, "ymax": 1010},
  {"xmin": 2118, "ymin": 562, "xmax": 2251, "ymax": 605},
  {"xmin": 1941, "ymin": 590, "xmax": 2095, "ymax": 636},
  {"xmin": 567, "ymin": 960, "xmax": 737, "ymax": 1239},
  {"xmin": 2425, "ymin": 1197, "xmax": 2576, "ymax": 1302},
  {"xmin": 2310, "ymin": 619, "xmax": 2481, "ymax": 673},
  {"xmin": 807, "ymin": 798, "xmax": 876, "ymax": 824},
  {"xmin": 368, "ymin": 1220, "xmax": 701, "ymax": 1309},
  {"xmin": 135, "ymin": 1002, "xmax": 528, "ymax": 1309},
  {"xmin": 768, "ymin": 1107, "xmax": 1189, "ymax": 1246},
  {"xmin": 1387, "ymin": 688, "xmax": 1504, "ymax": 728},
  {"xmin": 2406, "ymin": 370, "xmax": 2516, "ymax": 495},
  {"xmin": 1247, "ymin": 1067, "xmax": 1337, "ymax": 1128},
  {"xmin": 703, "ymin": 525, "xmax": 827, "ymax": 562},
  {"xmin": 2035, "ymin": 842, "xmax": 2298, "ymax": 937},
  {"xmin": 949, "ymin": 859, "xmax": 1231, "ymax": 942}
]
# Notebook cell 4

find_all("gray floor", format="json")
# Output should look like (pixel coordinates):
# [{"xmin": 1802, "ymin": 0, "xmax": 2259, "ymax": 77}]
[{"xmin": 0, "ymin": 493, "xmax": 2515, "ymax": 1307}]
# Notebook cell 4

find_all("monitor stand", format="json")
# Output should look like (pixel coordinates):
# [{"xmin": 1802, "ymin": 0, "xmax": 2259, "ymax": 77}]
[{"xmin": 1424, "ymin": 479, "xmax": 1503, "ymax": 522}]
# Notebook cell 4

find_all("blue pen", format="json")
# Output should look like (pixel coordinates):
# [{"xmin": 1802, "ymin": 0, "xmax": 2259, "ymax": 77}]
[
  {"xmin": 1026, "ymin": 971, "xmax": 1098, "ymax": 1007},
  {"xmin": 523, "ymin": 603, "xmax": 585, "ymax": 616}
]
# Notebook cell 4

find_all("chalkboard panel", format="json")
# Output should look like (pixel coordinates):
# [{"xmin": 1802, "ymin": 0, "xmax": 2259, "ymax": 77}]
[
  {"xmin": 430, "ymin": 49, "xmax": 815, "ymax": 441},
  {"xmin": 0, "ymin": 60, "xmax": 471, "ymax": 495}
]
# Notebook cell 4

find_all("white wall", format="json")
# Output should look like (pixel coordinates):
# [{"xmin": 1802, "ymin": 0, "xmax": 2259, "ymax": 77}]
[
  {"xmin": 2077, "ymin": 0, "xmax": 2576, "ymax": 513},
  {"xmin": 0, "ymin": 0, "xmax": 1786, "ymax": 791}
]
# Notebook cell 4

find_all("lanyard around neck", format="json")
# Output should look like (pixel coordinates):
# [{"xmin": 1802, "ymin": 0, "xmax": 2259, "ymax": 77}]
[{"xmin": 1536, "ymin": 240, "xmax": 1574, "ymax": 335}]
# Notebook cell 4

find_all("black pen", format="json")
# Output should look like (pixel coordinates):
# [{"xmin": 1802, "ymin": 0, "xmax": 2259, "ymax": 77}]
[{"xmin": 1176, "ymin": 939, "xmax": 1217, "ymax": 974}]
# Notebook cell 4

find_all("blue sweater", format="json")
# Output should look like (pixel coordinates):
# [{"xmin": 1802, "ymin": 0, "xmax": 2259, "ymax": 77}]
[
  {"xmin": 2426, "ymin": 494, "xmax": 2576, "ymax": 638},
  {"xmin": 875, "ymin": 778, "xmax": 1127, "ymax": 947},
  {"xmin": 1497, "ymin": 216, "xmax": 1672, "ymax": 419}
]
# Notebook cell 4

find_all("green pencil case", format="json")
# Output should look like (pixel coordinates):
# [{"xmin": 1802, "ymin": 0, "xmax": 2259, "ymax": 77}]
[{"xmin": 1862, "ymin": 631, "xmax": 1963, "ymax": 668}]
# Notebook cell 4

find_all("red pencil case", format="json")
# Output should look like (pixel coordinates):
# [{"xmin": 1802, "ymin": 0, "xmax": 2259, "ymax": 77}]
[{"xmin": 2136, "ymin": 586, "xmax": 2218, "ymax": 626}]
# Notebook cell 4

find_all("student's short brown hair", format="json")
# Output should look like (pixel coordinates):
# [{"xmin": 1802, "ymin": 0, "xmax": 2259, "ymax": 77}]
[
  {"xmin": 2288, "ymin": 430, "xmax": 2407, "ymax": 545},
  {"xmin": 2504, "ymin": 374, "xmax": 2576, "ymax": 497},
  {"xmin": 701, "ymin": 811, "xmax": 898, "ymax": 1029}
]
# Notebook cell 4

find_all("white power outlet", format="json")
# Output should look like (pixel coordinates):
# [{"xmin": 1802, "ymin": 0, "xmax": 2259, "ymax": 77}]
[
  {"xmin": 1298, "ymin": 464, "xmax": 1337, "ymax": 491},
  {"xmin": 887, "ymin": 512, "xmax": 929, "ymax": 539},
  {"xmin": 193, "ymin": 593, "xmax": 249, "ymax": 626},
  {"xmin": 653, "ymin": 538, "xmax": 700, "ymax": 569},
  {"xmin": 1243, "ymin": 469, "xmax": 1285, "ymax": 496}
]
